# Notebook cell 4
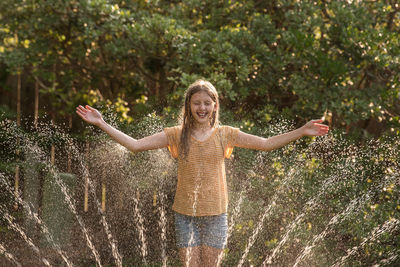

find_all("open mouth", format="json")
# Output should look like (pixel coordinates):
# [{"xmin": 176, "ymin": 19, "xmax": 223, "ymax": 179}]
[{"xmin": 197, "ymin": 112, "xmax": 208, "ymax": 119}]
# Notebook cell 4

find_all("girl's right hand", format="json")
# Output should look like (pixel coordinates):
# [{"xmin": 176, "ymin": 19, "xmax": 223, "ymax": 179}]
[{"xmin": 76, "ymin": 105, "xmax": 104, "ymax": 127}]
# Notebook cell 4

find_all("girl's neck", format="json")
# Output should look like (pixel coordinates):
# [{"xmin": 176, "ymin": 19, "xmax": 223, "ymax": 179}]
[{"xmin": 192, "ymin": 122, "xmax": 213, "ymax": 132}]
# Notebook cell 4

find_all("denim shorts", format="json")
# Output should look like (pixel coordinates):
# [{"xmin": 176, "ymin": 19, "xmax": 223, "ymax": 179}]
[{"xmin": 174, "ymin": 212, "xmax": 228, "ymax": 249}]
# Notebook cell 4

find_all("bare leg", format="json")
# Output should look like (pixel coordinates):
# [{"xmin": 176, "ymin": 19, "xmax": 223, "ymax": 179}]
[
  {"xmin": 201, "ymin": 245, "xmax": 224, "ymax": 267},
  {"xmin": 179, "ymin": 246, "xmax": 201, "ymax": 267}
]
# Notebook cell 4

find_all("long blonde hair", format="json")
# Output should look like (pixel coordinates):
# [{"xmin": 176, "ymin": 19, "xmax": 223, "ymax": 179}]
[{"xmin": 179, "ymin": 80, "xmax": 220, "ymax": 159}]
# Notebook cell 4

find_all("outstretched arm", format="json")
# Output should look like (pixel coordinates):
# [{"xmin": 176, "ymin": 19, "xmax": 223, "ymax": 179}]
[
  {"xmin": 76, "ymin": 105, "xmax": 168, "ymax": 152},
  {"xmin": 235, "ymin": 119, "xmax": 329, "ymax": 151}
]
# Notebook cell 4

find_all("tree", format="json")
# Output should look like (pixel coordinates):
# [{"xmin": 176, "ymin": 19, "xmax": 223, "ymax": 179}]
[{"xmin": 0, "ymin": 0, "xmax": 399, "ymax": 135}]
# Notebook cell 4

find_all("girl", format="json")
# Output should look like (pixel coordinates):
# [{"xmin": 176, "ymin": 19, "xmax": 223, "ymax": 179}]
[{"xmin": 76, "ymin": 80, "xmax": 329, "ymax": 267}]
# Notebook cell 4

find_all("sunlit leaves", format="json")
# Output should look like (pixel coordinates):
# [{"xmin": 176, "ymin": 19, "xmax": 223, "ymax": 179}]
[{"xmin": 0, "ymin": 0, "xmax": 399, "ymax": 133}]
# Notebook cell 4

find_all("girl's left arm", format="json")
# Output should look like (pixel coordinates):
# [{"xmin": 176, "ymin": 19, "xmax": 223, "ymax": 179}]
[{"xmin": 235, "ymin": 119, "xmax": 329, "ymax": 152}]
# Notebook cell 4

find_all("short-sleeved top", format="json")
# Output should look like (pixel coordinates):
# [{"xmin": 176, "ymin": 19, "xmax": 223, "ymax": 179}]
[{"xmin": 163, "ymin": 125, "xmax": 239, "ymax": 216}]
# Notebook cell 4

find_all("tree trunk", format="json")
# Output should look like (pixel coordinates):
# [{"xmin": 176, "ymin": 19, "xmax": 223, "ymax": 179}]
[
  {"xmin": 14, "ymin": 72, "xmax": 21, "ymax": 210},
  {"xmin": 34, "ymin": 78, "xmax": 39, "ymax": 128},
  {"xmin": 84, "ymin": 141, "xmax": 89, "ymax": 212}
]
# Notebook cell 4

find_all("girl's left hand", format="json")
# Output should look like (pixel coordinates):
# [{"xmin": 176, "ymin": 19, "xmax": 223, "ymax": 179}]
[{"xmin": 301, "ymin": 119, "xmax": 330, "ymax": 136}]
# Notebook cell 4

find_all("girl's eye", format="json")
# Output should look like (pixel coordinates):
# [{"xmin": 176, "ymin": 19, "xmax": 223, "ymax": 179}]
[{"xmin": 192, "ymin": 101, "xmax": 212, "ymax": 106}]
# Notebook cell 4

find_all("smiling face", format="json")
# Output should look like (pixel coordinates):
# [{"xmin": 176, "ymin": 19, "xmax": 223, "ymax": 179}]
[
  {"xmin": 190, "ymin": 90, "xmax": 217, "ymax": 127},
  {"xmin": 179, "ymin": 80, "xmax": 220, "ymax": 158}
]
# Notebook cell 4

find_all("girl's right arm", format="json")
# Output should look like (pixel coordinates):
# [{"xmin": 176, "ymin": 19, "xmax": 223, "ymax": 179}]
[{"xmin": 76, "ymin": 105, "xmax": 168, "ymax": 152}]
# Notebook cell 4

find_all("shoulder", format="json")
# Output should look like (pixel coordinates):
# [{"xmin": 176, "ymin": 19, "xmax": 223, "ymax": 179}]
[
  {"xmin": 219, "ymin": 125, "xmax": 240, "ymax": 134},
  {"xmin": 164, "ymin": 125, "xmax": 182, "ymax": 133},
  {"xmin": 163, "ymin": 126, "xmax": 181, "ymax": 158},
  {"xmin": 217, "ymin": 125, "xmax": 240, "ymax": 157},
  {"xmin": 218, "ymin": 125, "xmax": 240, "ymax": 142},
  {"xmin": 163, "ymin": 125, "xmax": 182, "ymax": 141}
]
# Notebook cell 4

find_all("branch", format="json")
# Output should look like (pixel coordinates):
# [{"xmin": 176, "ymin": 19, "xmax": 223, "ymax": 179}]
[{"xmin": 320, "ymin": 0, "xmax": 331, "ymax": 20}]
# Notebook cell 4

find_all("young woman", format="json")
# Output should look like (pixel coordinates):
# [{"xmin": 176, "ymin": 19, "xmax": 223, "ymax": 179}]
[{"xmin": 76, "ymin": 80, "xmax": 329, "ymax": 267}]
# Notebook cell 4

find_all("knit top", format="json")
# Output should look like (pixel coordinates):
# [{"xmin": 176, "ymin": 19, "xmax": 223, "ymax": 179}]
[{"xmin": 163, "ymin": 125, "xmax": 239, "ymax": 216}]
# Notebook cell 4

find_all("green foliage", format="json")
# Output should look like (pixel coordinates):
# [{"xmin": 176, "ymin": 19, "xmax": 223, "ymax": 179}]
[{"xmin": 0, "ymin": 0, "xmax": 399, "ymax": 135}]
